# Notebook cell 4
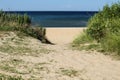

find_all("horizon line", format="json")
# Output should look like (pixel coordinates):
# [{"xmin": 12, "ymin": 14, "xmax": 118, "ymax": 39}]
[{"xmin": 3, "ymin": 10, "xmax": 99, "ymax": 12}]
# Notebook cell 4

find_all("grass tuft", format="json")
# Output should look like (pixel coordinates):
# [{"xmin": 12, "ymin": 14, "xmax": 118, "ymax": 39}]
[
  {"xmin": 72, "ymin": 31, "xmax": 94, "ymax": 47},
  {"xmin": 0, "ymin": 73, "xmax": 23, "ymax": 80},
  {"xmin": 0, "ymin": 10, "xmax": 51, "ymax": 44}
]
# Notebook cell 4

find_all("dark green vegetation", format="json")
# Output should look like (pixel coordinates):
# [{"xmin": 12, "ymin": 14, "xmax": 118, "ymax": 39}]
[
  {"xmin": 73, "ymin": 2, "xmax": 120, "ymax": 55},
  {"xmin": 0, "ymin": 11, "xmax": 50, "ymax": 43}
]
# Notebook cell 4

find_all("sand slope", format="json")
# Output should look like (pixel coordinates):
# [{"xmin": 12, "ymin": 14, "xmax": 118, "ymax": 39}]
[{"xmin": 0, "ymin": 31, "xmax": 120, "ymax": 80}]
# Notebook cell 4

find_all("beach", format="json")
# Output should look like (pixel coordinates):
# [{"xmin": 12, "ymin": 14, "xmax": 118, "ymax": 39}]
[
  {"xmin": 46, "ymin": 27, "xmax": 85, "ymax": 44},
  {"xmin": 0, "ymin": 3, "xmax": 120, "ymax": 79}
]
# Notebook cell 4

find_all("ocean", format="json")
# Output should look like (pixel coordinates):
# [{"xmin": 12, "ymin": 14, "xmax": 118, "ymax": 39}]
[{"xmin": 6, "ymin": 11, "xmax": 98, "ymax": 27}]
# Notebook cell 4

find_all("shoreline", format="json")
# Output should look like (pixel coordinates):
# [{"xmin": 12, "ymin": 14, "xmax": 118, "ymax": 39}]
[
  {"xmin": 45, "ymin": 26, "xmax": 87, "ymax": 28},
  {"xmin": 46, "ymin": 27, "xmax": 86, "ymax": 44}
]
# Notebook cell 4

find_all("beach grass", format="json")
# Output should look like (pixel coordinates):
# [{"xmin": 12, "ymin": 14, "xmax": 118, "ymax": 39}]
[
  {"xmin": 73, "ymin": 2, "xmax": 120, "ymax": 55},
  {"xmin": 0, "ymin": 73, "xmax": 23, "ymax": 80},
  {"xmin": 0, "ymin": 10, "xmax": 50, "ymax": 44}
]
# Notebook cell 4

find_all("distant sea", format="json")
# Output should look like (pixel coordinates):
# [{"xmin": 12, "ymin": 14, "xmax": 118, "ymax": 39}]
[{"xmin": 6, "ymin": 11, "xmax": 98, "ymax": 27}]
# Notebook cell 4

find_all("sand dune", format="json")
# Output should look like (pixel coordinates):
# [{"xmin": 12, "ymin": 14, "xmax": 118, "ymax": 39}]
[{"xmin": 0, "ymin": 30, "xmax": 120, "ymax": 80}]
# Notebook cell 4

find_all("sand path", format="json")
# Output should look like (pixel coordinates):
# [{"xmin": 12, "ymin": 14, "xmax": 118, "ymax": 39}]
[
  {"xmin": 43, "ymin": 28, "xmax": 120, "ymax": 80},
  {"xmin": 0, "ymin": 30, "xmax": 120, "ymax": 80},
  {"xmin": 42, "ymin": 43, "xmax": 120, "ymax": 80}
]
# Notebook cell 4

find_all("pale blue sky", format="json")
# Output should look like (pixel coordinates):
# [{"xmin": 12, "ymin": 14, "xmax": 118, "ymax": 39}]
[{"xmin": 0, "ymin": 0, "xmax": 118, "ymax": 11}]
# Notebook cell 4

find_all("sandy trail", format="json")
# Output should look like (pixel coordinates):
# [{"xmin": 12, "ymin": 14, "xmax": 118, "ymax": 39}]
[
  {"xmin": 43, "ymin": 44, "xmax": 120, "ymax": 80},
  {"xmin": 0, "ymin": 29, "xmax": 120, "ymax": 80},
  {"xmin": 44, "ymin": 28, "xmax": 120, "ymax": 80}
]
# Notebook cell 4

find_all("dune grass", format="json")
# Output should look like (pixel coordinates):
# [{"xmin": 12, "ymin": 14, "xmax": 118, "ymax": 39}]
[
  {"xmin": 73, "ymin": 31, "xmax": 94, "ymax": 46},
  {"xmin": 0, "ymin": 32, "xmax": 51, "ymax": 56},
  {"xmin": 73, "ymin": 2, "xmax": 120, "ymax": 55},
  {"xmin": 72, "ymin": 31, "xmax": 101, "ymax": 51},
  {"xmin": 0, "ymin": 74, "xmax": 23, "ymax": 80},
  {"xmin": 0, "ymin": 10, "xmax": 50, "ymax": 43},
  {"xmin": 60, "ymin": 69, "xmax": 79, "ymax": 77}
]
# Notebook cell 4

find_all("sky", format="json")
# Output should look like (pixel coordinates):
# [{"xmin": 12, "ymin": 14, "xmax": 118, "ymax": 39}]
[{"xmin": 0, "ymin": 0, "xmax": 119, "ymax": 11}]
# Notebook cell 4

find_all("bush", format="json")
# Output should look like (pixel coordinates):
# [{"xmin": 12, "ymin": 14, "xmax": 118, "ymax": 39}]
[
  {"xmin": 87, "ymin": 2, "xmax": 120, "ymax": 42},
  {"xmin": 101, "ymin": 32, "xmax": 120, "ymax": 55},
  {"xmin": 86, "ymin": 2, "xmax": 120, "ymax": 54},
  {"xmin": 73, "ymin": 2, "xmax": 120, "ymax": 54}
]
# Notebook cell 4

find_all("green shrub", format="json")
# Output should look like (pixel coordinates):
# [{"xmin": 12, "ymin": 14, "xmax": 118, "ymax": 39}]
[
  {"xmin": 86, "ymin": 13, "xmax": 106, "ymax": 42},
  {"xmin": 73, "ymin": 2, "xmax": 120, "ymax": 55},
  {"xmin": 86, "ymin": 2, "xmax": 120, "ymax": 54},
  {"xmin": 101, "ymin": 32, "xmax": 120, "ymax": 55},
  {"xmin": 87, "ymin": 2, "xmax": 120, "ymax": 42}
]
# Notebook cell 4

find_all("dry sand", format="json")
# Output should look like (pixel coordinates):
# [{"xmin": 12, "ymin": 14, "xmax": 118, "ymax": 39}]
[
  {"xmin": 45, "ymin": 27, "xmax": 120, "ymax": 80},
  {"xmin": 46, "ymin": 27, "xmax": 85, "ymax": 44},
  {"xmin": 0, "ymin": 29, "xmax": 120, "ymax": 80}
]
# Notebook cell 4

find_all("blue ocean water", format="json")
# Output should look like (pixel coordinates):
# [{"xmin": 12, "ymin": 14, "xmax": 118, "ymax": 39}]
[{"xmin": 6, "ymin": 11, "xmax": 98, "ymax": 27}]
